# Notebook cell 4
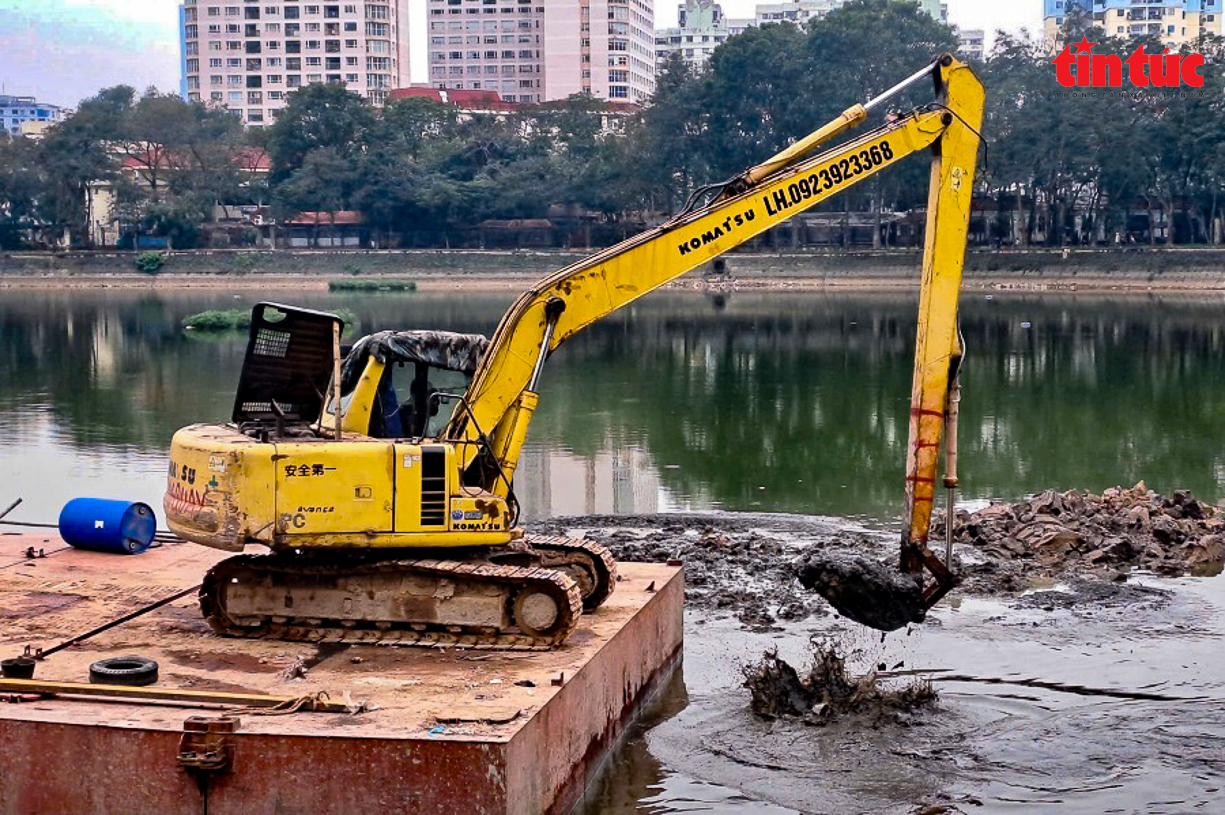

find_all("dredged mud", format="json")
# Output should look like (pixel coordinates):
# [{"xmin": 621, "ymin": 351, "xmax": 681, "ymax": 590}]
[
  {"xmin": 531, "ymin": 512, "xmax": 870, "ymax": 629},
  {"xmin": 939, "ymin": 482, "xmax": 1225, "ymax": 595},
  {"xmin": 536, "ymin": 484, "xmax": 1223, "ymax": 631},
  {"xmin": 795, "ymin": 553, "xmax": 927, "ymax": 632}
]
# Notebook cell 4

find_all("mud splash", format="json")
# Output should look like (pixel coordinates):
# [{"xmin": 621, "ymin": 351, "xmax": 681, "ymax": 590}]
[{"xmin": 743, "ymin": 642, "xmax": 936, "ymax": 724}]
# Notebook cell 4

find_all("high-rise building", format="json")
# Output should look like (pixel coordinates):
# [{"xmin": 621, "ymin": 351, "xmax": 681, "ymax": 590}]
[
  {"xmin": 753, "ymin": 0, "xmax": 840, "ymax": 26},
  {"xmin": 1043, "ymin": 0, "xmax": 1225, "ymax": 46},
  {"xmin": 426, "ymin": 0, "xmax": 656, "ymax": 104},
  {"xmin": 655, "ymin": 1, "xmax": 752, "ymax": 68},
  {"xmin": 656, "ymin": 0, "xmax": 956, "ymax": 72},
  {"xmin": 179, "ymin": 1, "xmax": 412, "ymax": 127},
  {"xmin": 755, "ymin": 0, "xmax": 943, "ymax": 27},
  {"xmin": 957, "ymin": 27, "xmax": 984, "ymax": 60},
  {"xmin": 0, "ymin": 95, "xmax": 65, "ymax": 138}
]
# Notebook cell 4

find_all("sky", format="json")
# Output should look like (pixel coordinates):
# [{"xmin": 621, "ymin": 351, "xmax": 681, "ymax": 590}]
[{"xmin": 0, "ymin": 0, "xmax": 1041, "ymax": 108}]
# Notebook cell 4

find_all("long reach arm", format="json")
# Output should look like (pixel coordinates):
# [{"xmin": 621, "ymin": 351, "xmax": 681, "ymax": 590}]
[{"xmin": 448, "ymin": 55, "xmax": 984, "ymax": 609}]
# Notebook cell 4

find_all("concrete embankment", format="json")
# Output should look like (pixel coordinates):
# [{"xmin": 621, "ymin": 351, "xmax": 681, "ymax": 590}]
[{"xmin": 1, "ymin": 247, "xmax": 1224, "ymax": 292}]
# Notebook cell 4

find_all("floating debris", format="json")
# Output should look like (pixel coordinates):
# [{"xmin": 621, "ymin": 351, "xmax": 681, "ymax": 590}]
[{"xmin": 743, "ymin": 642, "xmax": 936, "ymax": 724}]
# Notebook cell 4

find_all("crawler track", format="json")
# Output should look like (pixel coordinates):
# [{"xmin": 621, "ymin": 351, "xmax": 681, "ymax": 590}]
[
  {"xmin": 524, "ymin": 535, "xmax": 617, "ymax": 610},
  {"xmin": 201, "ymin": 553, "xmax": 584, "ymax": 651}
]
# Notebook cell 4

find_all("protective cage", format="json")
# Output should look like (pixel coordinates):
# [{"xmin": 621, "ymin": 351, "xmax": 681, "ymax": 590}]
[{"xmin": 231, "ymin": 302, "xmax": 344, "ymax": 425}]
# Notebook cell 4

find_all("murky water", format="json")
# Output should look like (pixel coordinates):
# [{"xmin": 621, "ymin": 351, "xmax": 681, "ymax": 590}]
[
  {"xmin": 1, "ymin": 285, "xmax": 1223, "ymax": 813},
  {"xmin": 581, "ymin": 573, "xmax": 1225, "ymax": 814}
]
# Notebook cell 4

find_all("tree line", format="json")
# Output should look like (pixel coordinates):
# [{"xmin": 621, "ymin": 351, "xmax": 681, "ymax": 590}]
[{"xmin": 1, "ymin": 0, "xmax": 1223, "ymax": 250}]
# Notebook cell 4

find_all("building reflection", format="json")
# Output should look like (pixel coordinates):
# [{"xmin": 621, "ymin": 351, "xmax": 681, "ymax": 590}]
[{"xmin": 516, "ymin": 443, "xmax": 674, "ymax": 521}]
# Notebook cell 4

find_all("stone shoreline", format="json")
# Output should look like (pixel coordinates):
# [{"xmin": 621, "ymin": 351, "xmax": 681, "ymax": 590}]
[{"xmin": 1, "ymin": 247, "xmax": 1224, "ymax": 292}]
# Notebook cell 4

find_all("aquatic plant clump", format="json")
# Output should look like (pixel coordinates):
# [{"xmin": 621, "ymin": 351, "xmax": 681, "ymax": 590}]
[
  {"xmin": 327, "ymin": 279, "xmax": 416, "ymax": 292},
  {"xmin": 743, "ymin": 643, "xmax": 936, "ymax": 724},
  {"xmin": 184, "ymin": 308, "xmax": 358, "ymax": 332},
  {"xmin": 134, "ymin": 251, "xmax": 166, "ymax": 274},
  {"xmin": 182, "ymin": 309, "xmax": 251, "ymax": 331}
]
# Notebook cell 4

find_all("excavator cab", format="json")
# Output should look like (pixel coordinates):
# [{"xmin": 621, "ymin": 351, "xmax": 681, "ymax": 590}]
[
  {"xmin": 331, "ymin": 329, "xmax": 489, "ymax": 439},
  {"xmin": 226, "ymin": 304, "xmax": 487, "ymax": 443},
  {"xmin": 230, "ymin": 302, "xmax": 344, "ymax": 439}
]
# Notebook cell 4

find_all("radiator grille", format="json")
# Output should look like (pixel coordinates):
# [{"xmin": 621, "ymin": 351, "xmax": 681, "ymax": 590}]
[{"xmin": 420, "ymin": 446, "xmax": 447, "ymax": 527}]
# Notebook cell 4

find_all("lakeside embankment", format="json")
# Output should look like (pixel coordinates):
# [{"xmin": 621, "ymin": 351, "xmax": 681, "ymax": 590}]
[{"xmin": 2, "ymin": 247, "xmax": 1225, "ymax": 292}]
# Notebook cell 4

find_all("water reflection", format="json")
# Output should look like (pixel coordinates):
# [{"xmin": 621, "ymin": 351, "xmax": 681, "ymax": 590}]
[{"xmin": 0, "ymin": 288, "xmax": 1222, "ymax": 525}]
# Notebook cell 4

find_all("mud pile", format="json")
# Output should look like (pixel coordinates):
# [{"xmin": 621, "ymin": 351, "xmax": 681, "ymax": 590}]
[
  {"xmin": 938, "ymin": 483, "xmax": 1224, "ymax": 589},
  {"xmin": 744, "ymin": 643, "xmax": 936, "ymax": 724},
  {"xmin": 536, "ymin": 489, "xmax": 1223, "ymax": 629},
  {"xmin": 537, "ymin": 514, "xmax": 866, "ymax": 628}
]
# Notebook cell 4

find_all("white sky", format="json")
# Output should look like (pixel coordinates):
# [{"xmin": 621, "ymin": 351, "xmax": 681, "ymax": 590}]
[{"xmin": 0, "ymin": 0, "xmax": 1041, "ymax": 107}]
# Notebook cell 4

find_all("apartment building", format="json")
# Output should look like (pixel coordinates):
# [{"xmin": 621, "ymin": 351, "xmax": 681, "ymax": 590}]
[
  {"xmin": 755, "ymin": 0, "xmax": 943, "ymax": 26},
  {"xmin": 655, "ymin": 0, "xmax": 752, "ymax": 68},
  {"xmin": 179, "ymin": 1, "xmax": 411, "ymax": 126},
  {"xmin": 958, "ymin": 27, "xmax": 984, "ymax": 60},
  {"xmin": 426, "ymin": 0, "xmax": 656, "ymax": 104},
  {"xmin": 656, "ymin": 0, "xmax": 951, "ymax": 71},
  {"xmin": 0, "ymin": 95, "xmax": 65, "ymax": 138},
  {"xmin": 1044, "ymin": 0, "xmax": 1225, "ymax": 46},
  {"xmin": 754, "ymin": 0, "xmax": 842, "ymax": 25}
]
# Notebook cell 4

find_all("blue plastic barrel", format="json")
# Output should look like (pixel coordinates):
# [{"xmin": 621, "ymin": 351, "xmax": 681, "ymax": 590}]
[{"xmin": 58, "ymin": 499, "xmax": 157, "ymax": 555}]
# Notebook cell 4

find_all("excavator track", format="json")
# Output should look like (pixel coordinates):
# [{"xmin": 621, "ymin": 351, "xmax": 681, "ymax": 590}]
[
  {"xmin": 520, "ymin": 535, "xmax": 617, "ymax": 611},
  {"xmin": 201, "ymin": 553, "xmax": 584, "ymax": 651}
]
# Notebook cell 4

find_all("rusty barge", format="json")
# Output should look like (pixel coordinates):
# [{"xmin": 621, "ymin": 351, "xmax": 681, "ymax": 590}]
[{"xmin": 0, "ymin": 531, "xmax": 682, "ymax": 814}]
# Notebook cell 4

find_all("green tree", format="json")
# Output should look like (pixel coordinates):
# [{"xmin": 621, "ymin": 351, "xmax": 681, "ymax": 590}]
[
  {"xmin": 36, "ymin": 85, "xmax": 134, "ymax": 247},
  {"xmin": 696, "ymin": 21, "xmax": 810, "ymax": 179},
  {"xmin": 0, "ymin": 136, "xmax": 43, "ymax": 248},
  {"xmin": 274, "ymin": 146, "xmax": 359, "ymax": 244},
  {"xmin": 117, "ymin": 90, "xmax": 249, "ymax": 247},
  {"xmin": 627, "ymin": 53, "xmax": 710, "ymax": 211},
  {"xmin": 623, "ymin": 0, "xmax": 961, "ymax": 246},
  {"xmin": 265, "ymin": 83, "xmax": 375, "ymax": 181}
]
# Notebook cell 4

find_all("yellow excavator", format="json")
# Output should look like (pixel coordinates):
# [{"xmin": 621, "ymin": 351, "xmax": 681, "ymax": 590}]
[{"xmin": 165, "ymin": 54, "xmax": 983, "ymax": 647}]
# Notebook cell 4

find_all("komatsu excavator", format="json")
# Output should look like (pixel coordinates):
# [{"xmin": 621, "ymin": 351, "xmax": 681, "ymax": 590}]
[{"xmin": 166, "ymin": 54, "xmax": 983, "ymax": 647}]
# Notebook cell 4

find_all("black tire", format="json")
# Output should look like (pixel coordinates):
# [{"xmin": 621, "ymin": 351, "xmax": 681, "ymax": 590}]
[{"xmin": 89, "ymin": 656, "xmax": 159, "ymax": 686}]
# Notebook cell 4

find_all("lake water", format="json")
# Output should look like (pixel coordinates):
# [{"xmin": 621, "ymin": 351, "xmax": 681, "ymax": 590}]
[
  {"xmin": 2, "ymin": 287, "xmax": 1223, "ymax": 525},
  {"xmin": 2, "ymin": 285, "xmax": 1223, "ymax": 813}
]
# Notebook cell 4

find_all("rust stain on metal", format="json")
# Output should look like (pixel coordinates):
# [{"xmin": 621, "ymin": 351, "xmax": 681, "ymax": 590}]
[{"xmin": 0, "ymin": 591, "xmax": 84, "ymax": 619}]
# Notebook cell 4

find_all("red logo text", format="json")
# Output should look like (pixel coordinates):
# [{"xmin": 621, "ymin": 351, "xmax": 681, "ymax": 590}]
[{"xmin": 1052, "ymin": 37, "xmax": 1205, "ymax": 88}]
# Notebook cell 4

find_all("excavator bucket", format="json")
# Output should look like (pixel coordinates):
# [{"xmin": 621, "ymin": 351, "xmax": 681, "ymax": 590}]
[{"xmin": 795, "ymin": 553, "xmax": 928, "ymax": 632}]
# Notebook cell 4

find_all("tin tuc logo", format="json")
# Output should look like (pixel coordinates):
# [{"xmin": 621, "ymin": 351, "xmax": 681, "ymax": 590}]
[{"xmin": 1052, "ymin": 37, "xmax": 1205, "ymax": 88}]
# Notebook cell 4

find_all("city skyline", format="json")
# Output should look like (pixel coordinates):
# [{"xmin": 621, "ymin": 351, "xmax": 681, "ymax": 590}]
[{"xmin": 2, "ymin": 0, "xmax": 1040, "ymax": 107}]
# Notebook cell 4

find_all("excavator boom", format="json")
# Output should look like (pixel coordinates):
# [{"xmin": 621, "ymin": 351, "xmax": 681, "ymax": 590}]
[
  {"xmin": 446, "ymin": 62, "xmax": 979, "ymax": 478},
  {"xmin": 450, "ymin": 55, "xmax": 984, "ymax": 625}
]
